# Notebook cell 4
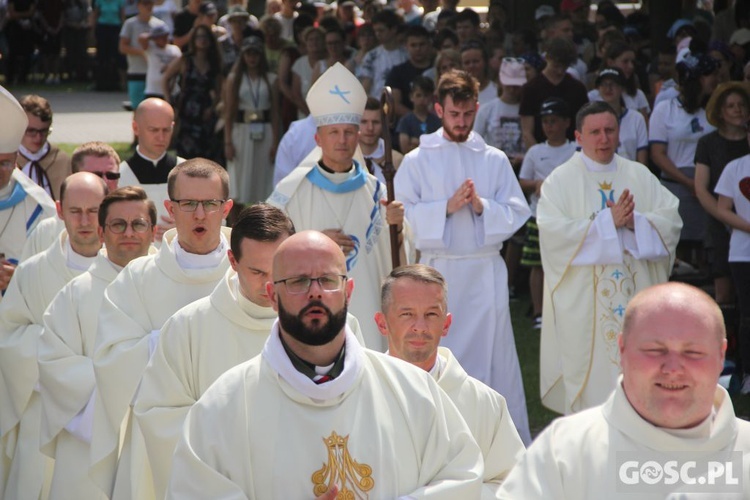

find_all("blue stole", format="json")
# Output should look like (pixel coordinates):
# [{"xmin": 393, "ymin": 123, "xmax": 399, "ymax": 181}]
[
  {"xmin": 305, "ymin": 161, "xmax": 367, "ymax": 193},
  {"xmin": 0, "ymin": 181, "xmax": 27, "ymax": 210}
]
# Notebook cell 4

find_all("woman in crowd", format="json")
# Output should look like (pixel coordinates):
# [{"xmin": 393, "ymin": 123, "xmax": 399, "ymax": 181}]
[
  {"xmin": 715, "ymin": 121, "xmax": 750, "ymax": 395},
  {"xmin": 589, "ymin": 41, "xmax": 650, "ymax": 118},
  {"xmin": 592, "ymin": 67, "xmax": 648, "ymax": 164},
  {"xmin": 348, "ymin": 23, "xmax": 376, "ymax": 75},
  {"xmin": 311, "ymin": 28, "xmax": 353, "ymax": 85},
  {"xmin": 225, "ymin": 37, "xmax": 279, "ymax": 204},
  {"xmin": 277, "ymin": 14, "xmax": 314, "ymax": 129},
  {"xmin": 163, "ymin": 24, "xmax": 224, "ymax": 161},
  {"xmin": 290, "ymin": 26, "xmax": 327, "ymax": 117},
  {"xmin": 650, "ymin": 52, "xmax": 719, "ymax": 267},
  {"xmin": 694, "ymin": 81, "xmax": 750, "ymax": 305}
]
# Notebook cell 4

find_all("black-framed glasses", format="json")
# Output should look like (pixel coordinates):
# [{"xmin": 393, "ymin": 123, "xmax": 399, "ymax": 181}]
[
  {"xmin": 170, "ymin": 199, "xmax": 226, "ymax": 213},
  {"xmin": 91, "ymin": 171, "xmax": 121, "ymax": 180},
  {"xmin": 25, "ymin": 126, "xmax": 51, "ymax": 137},
  {"xmin": 273, "ymin": 274, "xmax": 347, "ymax": 294},
  {"xmin": 105, "ymin": 218, "xmax": 152, "ymax": 234}
]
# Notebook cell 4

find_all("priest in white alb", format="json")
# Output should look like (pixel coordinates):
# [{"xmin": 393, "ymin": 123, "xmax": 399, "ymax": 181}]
[
  {"xmin": 375, "ymin": 264, "xmax": 525, "ymax": 498},
  {"xmin": 499, "ymin": 283, "xmax": 750, "ymax": 499},
  {"xmin": 0, "ymin": 172, "xmax": 107, "ymax": 499},
  {"xmin": 91, "ymin": 159, "xmax": 233, "ymax": 499},
  {"xmin": 38, "ymin": 187, "xmax": 156, "ymax": 500},
  {"xmin": 0, "ymin": 85, "xmax": 56, "ymax": 293},
  {"xmin": 395, "ymin": 69, "xmax": 532, "ymax": 444},
  {"xmin": 537, "ymin": 101, "xmax": 681, "ymax": 415},
  {"xmin": 268, "ymin": 62, "xmax": 406, "ymax": 352},
  {"xmin": 167, "ymin": 231, "xmax": 483, "ymax": 499}
]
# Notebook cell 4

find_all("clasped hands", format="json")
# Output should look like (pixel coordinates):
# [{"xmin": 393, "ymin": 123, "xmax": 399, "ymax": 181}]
[
  {"xmin": 607, "ymin": 189, "xmax": 635, "ymax": 230},
  {"xmin": 447, "ymin": 179, "xmax": 483, "ymax": 216}
]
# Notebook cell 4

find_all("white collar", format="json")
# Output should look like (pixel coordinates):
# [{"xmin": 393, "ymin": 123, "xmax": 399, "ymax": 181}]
[
  {"xmin": 363, "ymin": 138, "xmax": 385, "ymax": 159},
  {"xmin": 18, "ymin": 142, "xmax": 49, "ymax": 162},
  {"xmin": 65, "ymin": 236, "xmax": 98, "ymax": 271},
  {"xmin": 427, "ymin": 352, "xmax": 443, "ymax": 380},
  {"xmin": 420, "ymin": 128, "xmax": 486, "ymax": 151},
  {"xmin": 136, "ymin": 146, "xmax": 167, "ymax": 166},
  {"xmin": 172, "ymin": 232, "xmax": 228, "ymax": 269},
  {"xmin": 231, "ymin": 273, "xmax": 277, "ymax": 319},
  {"xmin": 262, "ymin": 320, "xmax": 363, "ymax": 401},
  {"xmin": 581, "ymin": 151, "xmax": 617, "ymax": 172}
]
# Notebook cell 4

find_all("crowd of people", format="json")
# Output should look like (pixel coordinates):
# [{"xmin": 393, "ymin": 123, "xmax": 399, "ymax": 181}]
[{"xmin": 1, "ymin": 0, "xmax": 750, "ymax": 498}]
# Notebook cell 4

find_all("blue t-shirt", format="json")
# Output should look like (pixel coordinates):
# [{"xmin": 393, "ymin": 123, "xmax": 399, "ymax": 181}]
[
  {"xmin": 96, "ymin": 0, "xmax": 124, "ymax": 26},
  {"xmin": 396, "ymin": 112, "xmax": 441, "ymax": 139}
]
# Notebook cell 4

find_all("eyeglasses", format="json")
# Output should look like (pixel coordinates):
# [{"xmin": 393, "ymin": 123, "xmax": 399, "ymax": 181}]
[
  {"xmin": 105, "ymin": 218, "xmax": 152, "ymax": 233},
  {"xmin": 170, "ymin": 199, "xmax": 226, "ymax": 212},
  {"xmin": 91, "ymin": 171, "xmax": 121, "ymax": 180},
  {"xmin": 273, "ymin": 274, "xmax": 347, "ymax": 294},
  {"xmin": 25, "ymin": 127, "xmax": 51, "ymax": 137}
]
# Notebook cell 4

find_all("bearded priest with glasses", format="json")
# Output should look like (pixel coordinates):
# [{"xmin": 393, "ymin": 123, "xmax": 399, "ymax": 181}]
[{"xmin": 90, "ymin": 158, "xmax": 233, "ymax": 500}]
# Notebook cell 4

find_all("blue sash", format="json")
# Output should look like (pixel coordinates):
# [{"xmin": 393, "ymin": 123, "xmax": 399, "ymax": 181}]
[
  {"xmin": 305, "ymin": 161, "xmax": 367, "ymax": 194},
  {"xmin": 0, "ymin": 181, "xmax": 27, "ymax": 210}
]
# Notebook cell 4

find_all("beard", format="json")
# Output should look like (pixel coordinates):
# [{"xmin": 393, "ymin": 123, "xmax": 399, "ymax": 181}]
[
  {"xmin": 277, "ymin": 298, "xmax": 348, "ymax": 346},
  {"xmin": 443, "ymin": 123, "xmax": 472, "ymax": 143}
]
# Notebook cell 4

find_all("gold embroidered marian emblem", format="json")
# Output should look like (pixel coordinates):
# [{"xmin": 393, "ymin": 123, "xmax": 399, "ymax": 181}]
[{"xmin": 312, "ymin": 431, "xmax": 374, "ymax": 499}]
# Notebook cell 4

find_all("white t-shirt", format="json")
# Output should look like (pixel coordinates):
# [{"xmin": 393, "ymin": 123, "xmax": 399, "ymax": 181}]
[
  {"xmin": 588, "ymin": 88, "xmax": 651, "ymax": 114},
  {"xmin": 519, "ymin": 140, "xmax": 577, "ymax": 215},
  {"xmin": 714, "ymin": 154, "xmax": 750, "ymax": 262},
  {"xmin": 153, "ymin": 0, "xmax": 178, "ymax": 33},
  {"xmin": 145, "ymin": 42, "xmax": 181, "ymax": 96},
  {"xmin": 477, "ymin": 81, "xmax": 498, "ymax": 107},
  {"xmin": 473, "ymin": 97, "xmax": 522, "ymax": 158},
  {"xmin": 648, "ymin": 97, "xmax": 715, "ymax": 170},
  {"xmin": 356, "ymin": 45, "xmax": 408, "ymax": 98},
  {"xmin": 616, "ymin": 108, "xmax": 648, "ymax": 162}
]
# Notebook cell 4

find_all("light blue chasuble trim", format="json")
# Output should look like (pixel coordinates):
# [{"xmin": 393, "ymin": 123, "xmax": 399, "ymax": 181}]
[
  {"xmin": 0, "ymin": 181, "xmax": 27, "ymax": 210},
  {"xmin": 305, "ymin": 161, "xmax": 367, "ymax": 193}
]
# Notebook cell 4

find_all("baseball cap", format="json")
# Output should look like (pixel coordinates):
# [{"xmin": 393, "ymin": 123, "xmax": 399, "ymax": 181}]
[
  {"xmin": 149, "ymin": 24, "xmax": 171, "ymax": 38},
  {"xmin": 499, "ymin": 58, "xmax": 526, "ymax": 86},
  {"xmin": 539, "ymin": 97, "xmax": 570, "ymax": 118}
]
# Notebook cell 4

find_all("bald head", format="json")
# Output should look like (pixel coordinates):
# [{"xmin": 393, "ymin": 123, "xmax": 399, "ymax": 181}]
[
  {"xmin": 59, "ymin": 171, "xmax": 108, "ymax": 205},
  {"xmin": 133, "ymin": 98, "xmax": 175, "ymax": 159},
  {"xmin": 58, "ymin": 172, "xmax": 109, "ymax": 257},
  {"xmin": 272, "ymin": 230, "xmax": 347, "ymax": 279},
  {"xmin": 622, "ymin": 282, "xmax": 725, "ymax": 344}
]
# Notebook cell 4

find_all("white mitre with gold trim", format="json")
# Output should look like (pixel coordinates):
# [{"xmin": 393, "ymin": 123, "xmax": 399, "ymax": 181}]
[
  {"xmin": 306, "ymin": 62, "xmax": 367, "ymax": 127},
  {"xmin": 0, "ymin": 85, "xmax": 28, "ymax": 154}
]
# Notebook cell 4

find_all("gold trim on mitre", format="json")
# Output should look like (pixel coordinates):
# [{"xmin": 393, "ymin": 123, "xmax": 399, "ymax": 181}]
[
  {"xmin": 0, "ymin": 85, "xmax": 28, "ymax": 154},
  {"xmin": 306, "ymin": 62, "xmax": 367, "ymax": 127}
]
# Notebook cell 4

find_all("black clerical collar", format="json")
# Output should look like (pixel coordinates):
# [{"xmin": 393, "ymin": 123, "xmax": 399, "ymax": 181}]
[
  {"xmin": 279, "ymin": 332, "xmax": 346, "ymax": 381},
  {"xmin": 136, "ymin": 147, "xmax": 167, "ymax": 166},
  {"xmin": 317, "ymin": 160, "xmax": 354, "ymax": 174}
]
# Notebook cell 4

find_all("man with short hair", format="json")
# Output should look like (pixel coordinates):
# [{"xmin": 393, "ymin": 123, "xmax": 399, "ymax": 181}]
[
  {"xmin": 22, "ymin": 141, "xmax": 122, "ymax": 261},
  {"xmin": 499, "ymin": 282, "xmax": 750, "ymax": 498},
  {"xmin": 357, "ymin": 9, "xmax": 407, "ymax": 97},
  {"xmin": 38, "ymin": 186, "xmax": 156, "ymax": 500},
  {"xmin": 0, "ymin": 87, "xmax": 57, "ymax": 292},
  {"xmin": 17, "ymin": 94, "xmax": 71, "ymax": 200},
  {"xmin": 385, "ymin": 25, "xmax": 433, "ymax": 117},
  {"xmin": 541, "ymin": 13, "xmax": 588, "ymax": 81},
  {"xmin": 120, "ymin": 98, "xmax": 184, "ymax": 242},
  {"xmin": 269, "ymin": 63, "xmax": 405, "ymax": 351},
  {"xmin": 396, "ymin": 69, "xmax": 532, "ymax": 444},
  {"xmin": 460, "ymin": 40, "xmax": 497, "ymax": 106},
  {"xmin": 91, "ymin": 159, "xmax": 233, "ymax": 499},
  {"xmin": 167, "ymin": 230, "xmax": 483, "ymax": 498},
  {"xmin": 119, "ymin": 0, "xmax": 168, "ymax": 111},
  {"xmin": 0, "ymin": 171, "xmax": 108, "ymax": 499},
  {"xmin": 453, "ymin": 8, "xmax": 481, "ymax": 44},
  {"xmin": 537, "ymin": 101, "xmax": 681, "ymax": 415},
  {"xmin": 360, "ymin": 97, "xmax": 403, "ymax": 183},
  {"xmin": 376, "ymin": 264, "xmax": 525, "ymax": 497}
]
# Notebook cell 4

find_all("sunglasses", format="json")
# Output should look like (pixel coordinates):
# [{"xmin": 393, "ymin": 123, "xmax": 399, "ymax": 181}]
[{"xmin": 91, "ymin": 171, "xmax": 121, "ymax": 180}]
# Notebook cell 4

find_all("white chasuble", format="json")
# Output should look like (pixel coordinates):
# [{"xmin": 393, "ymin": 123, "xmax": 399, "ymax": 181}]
[
  {"xmin": 499, "ymin": 380, "xmax": 750, "ymax": 499},
  {"xmin": 91, "ymin": 227, "xmax": 231, "ymax": 499},
  {"xmin": 134, "ymin": 269, "xmax": 367, "ymax": 499},
  {"xmin": 0, "ymin": 231, "xmax": 87, "ymax": 500},
  {"xmin": 268, "ymin": 160, "xmax": 397, "ymax": 351},
  {"xmin": 39, "ymin": 252, "xmax": 120, "ymax": 500},
  {"xmin": 168, "ymin": 324, "xmax": 483, "ymax": 499},
  {"xmin": 396, "ymin": 129, "xmax": 532, "ymax": 445},
  {"xmin": 0, "ymin": 169, "xmax": 56, "ymax": 266},
  {"xmin": 537, "ymin": 153, "xmax": 682, "ymax": 415},
  {"xmin": 20, "ymin": 216, "xmax": 64, "ymax": 262},
  {"xmin": 434, "ymin": 347, "xmax": 525, "ymax": 498}
]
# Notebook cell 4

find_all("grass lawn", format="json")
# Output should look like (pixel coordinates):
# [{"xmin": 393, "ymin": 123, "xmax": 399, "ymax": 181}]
[{"xmin": 58, "ymin": 142, "xmax": 132, "ymax": 161}]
